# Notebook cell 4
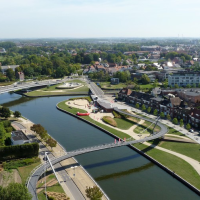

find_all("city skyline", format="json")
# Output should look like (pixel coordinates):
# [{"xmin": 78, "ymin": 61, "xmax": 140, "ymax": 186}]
[{"xmin": 0, "ymin": 0, "xmax": 200, "ymax": 38}]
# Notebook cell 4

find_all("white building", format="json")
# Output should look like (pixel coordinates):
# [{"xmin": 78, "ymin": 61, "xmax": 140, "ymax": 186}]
[
  {"xmin": 168, "ymin": 72, "xmax": 200, "ymax": 87},
  {"xmin": 1, "ymin": 65, "xmax": 19, "ymax": 74},
  {"xmin": 11, "ymin": 130, "xmax": 30, "ymax": 145}
]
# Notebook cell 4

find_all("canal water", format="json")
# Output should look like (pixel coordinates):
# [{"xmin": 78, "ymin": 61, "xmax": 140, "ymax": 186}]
[{"xmin": 0, "ymin": 93, "xmax": 199, "ymax": 200}]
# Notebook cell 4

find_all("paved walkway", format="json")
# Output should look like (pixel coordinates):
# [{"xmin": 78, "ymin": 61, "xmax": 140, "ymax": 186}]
[{"xmin": 13, "ymin": 118, "xmax": 107, "ymax": 200}]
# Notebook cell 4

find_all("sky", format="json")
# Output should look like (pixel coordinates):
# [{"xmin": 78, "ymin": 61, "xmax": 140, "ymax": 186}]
[{"xmin": 0, "ymin": 0, "xmax": 200, "ymax": 38}]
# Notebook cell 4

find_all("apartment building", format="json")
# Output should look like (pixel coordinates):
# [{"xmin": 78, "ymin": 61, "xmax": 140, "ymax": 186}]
[{"xmin": 168, "ymin": 71, "xmax": 200, "ymax": 87}]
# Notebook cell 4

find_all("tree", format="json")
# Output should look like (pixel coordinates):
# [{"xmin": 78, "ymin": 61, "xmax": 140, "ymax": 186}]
[
  {"xmin": 180, "ymin": 119, "xmax": 184, "ymax": 127},
  {"xmin": 172, "ymin": 118, "xmax": 178, "ymax": 125},
  {"xmin": 153, "ymin": 79, "xmax": 158, "ymax": 88},
  {"xmin": 147, "ymin": 107, "xmax": 151, "ymax": 113},
  {"xmin": 46, "ymin": 137, "xmax": 57, "ymax": 150},
  {"xmin": 163, "ymin": 79, "xmax": 168, "ymax": 89},
  {"xmin": 6, "ymin": 68, "xmax": 15, "ymax": 81},
  {"xmin": 14, "ymin": 111, "xmax": 21, "ymax": 118},
  {"xmin": 141, "ymin": 74, "xmax": 150, "ymax": 84},
  {"xmin": 0, "ymin": 107, "xmax": 11, "ymax": 118},
  {"xmin": 160, "ymin": 112, "xmax": 165, "ymax": 118},
  {"xmin": 141, "ymin": 104, "xmax": 146, "ymax": 111},
  {"xmin": 0, "ymin": 183, "xmax": 32, "ymax": 200},
  {"xmin": 153, "ymin": 109, "xmax": 158, "ymax": 116},
  {"xmin": 85, "ymin": 186, "xmax": 103, "ymax": 200},
  {"xmin": 135, "ymin": 103, "xmax": 140, "ymax": 109},
  {"xmin": 186, "ymin": 123, "xmax": 191, "ymax": 130},
  {"xmin": 174, "ymin": 84, "xmax": 179, "ymax": 89},
  {"xmin": 186, "ymin": 84, "xmax": 191, "ymax": 88},
  {"xmin": 167, "ymin": 114, "xmax": 171, "ymax": 121}
]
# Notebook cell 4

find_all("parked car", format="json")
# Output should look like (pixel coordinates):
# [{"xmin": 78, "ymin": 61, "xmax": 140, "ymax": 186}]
[{"xmin": 190, "ymin": 129, "xmax": 194, "ymax": 133}]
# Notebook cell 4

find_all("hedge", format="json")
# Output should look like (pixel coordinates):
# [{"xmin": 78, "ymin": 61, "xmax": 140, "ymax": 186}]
[{"xmin": 0, "ymin": 143, "xmax": 39, "ymax": 161}]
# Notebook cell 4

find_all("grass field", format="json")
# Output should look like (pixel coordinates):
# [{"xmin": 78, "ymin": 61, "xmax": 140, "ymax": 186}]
[
  {"xmin": 167, "ymin": 127, "xmax": 186, "ymax": 136},
  {"xmin": 133, "ymin": 143, "xmax": 200, "ymax": 190},
  {"xmin": 134, "ymin": 121, "xmax": 161, "ymax": 134},
  {"xmin": 114, "ymin": 118, "xmax": 136, "ymax": 130},
  {"xmin": 26, "ymin": 79, "xmax": 89, "ymax": 96},
  {"xmin": 18, "ymin": 160, "xmax": 41, "ymax": 184},
  {"xmin": 100, "ymin": 82, "xmax": 132, "ymax": 89}
]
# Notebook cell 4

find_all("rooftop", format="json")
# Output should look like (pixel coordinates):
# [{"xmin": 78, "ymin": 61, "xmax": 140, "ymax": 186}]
[{"xmin": 11, "ymin": 130, "xmax": 29, "ymax": 141}]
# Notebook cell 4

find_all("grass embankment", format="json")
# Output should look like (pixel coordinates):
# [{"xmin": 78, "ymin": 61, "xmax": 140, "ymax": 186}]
[
  {"xmin": 134, "ymin": 121, "xmax": 161, "ymax": 134},
  {"xmin": 0, "ymin": 81, "xmax": 16, "ymax": 86},
  {"xmin": 9, "ymin": 158, "xmax": 41, "ymax": 184},
  {"xmin": 57, "ymin": 100, "xmax": 130, "ymax": 139},
  {"xmin": 26, "ymin": 79, "xmax": 89, "ymax": 96},
  {"xmin": 167, "ymin": 127, "xmax": 187, "ymax": 136},
  {"xmin": 134, "ymin": 143, "xmax": 200, "ymax": 190}
]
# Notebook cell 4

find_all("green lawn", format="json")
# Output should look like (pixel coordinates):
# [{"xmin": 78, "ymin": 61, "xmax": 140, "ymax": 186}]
[
  {"xmin": 139, "ymin": 84, "xmax": 154, "ymax": 89},
  {"xmin": 18, "ymin": 160, "xmax": 41, "ymax": 184},
  {"xmin": 37, "ymin": 174, "xmax": 56, "ymax": 188},
  {"xmin": 159, "ymin": 141, "xmax": 200, "ymax": 162},
  {"xmin": 26, "ymin": 79, "xmax": 89, "ymax": 96},
  {"xmin": 134, "ymin": 121, "xmax": 161, "ymax": 134},
  {"xmin": 133, "ymin": 143, "xmax": 200, "ymax": 190},
  {"xmin": 167, "ymin": 127, "xmax": 186, "ymax": 137},
  {"xmin": 114, "ymin": 118, "xmax": 136, "ymax": 130},
  {"xmin": 100, "ymin": 82, "xmax": 130, "ymax": 89}
]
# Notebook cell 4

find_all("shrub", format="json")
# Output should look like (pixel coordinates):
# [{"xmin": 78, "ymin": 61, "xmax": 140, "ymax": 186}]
[{"xmin": 102, "ymin": 116, "xmax": 117, "ymax": 127}]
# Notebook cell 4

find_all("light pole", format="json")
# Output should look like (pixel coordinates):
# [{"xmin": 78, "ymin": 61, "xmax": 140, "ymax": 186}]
[{"xmin": 71, "ymin": 166, "xmax": 77, "ymax": 178}]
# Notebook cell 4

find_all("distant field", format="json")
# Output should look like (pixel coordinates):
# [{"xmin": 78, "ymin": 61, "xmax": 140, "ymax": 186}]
[
  {"xmin": 100, "ymin": 82, "xmax": 132, "ymax": 89},
  {"xmin": 26, "ymin": 79, "xmax": 89, "ymax": 96}
]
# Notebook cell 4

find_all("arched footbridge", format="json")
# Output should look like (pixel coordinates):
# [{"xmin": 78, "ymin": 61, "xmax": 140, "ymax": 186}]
[{"xmin": 27, "ymin": 108, "xmax": 168, "ymax": 200}]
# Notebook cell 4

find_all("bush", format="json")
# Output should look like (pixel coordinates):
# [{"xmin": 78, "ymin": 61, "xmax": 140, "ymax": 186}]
[
  {"xmin": 112, "ymin": 111, "xmax": 122, "ymax": 118},
  {"xmin": 102, "ymin": 116, "xmax": 117, "ymax": 127}
]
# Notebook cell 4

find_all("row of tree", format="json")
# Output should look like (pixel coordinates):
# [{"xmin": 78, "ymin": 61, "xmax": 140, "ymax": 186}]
[
  {"xmin": 136, "ymin": 103, "xmax": 192, "ymax": 129},
  {"xmin": 31, "ymin": 124, "xmax": 57, "ymax": 149}
]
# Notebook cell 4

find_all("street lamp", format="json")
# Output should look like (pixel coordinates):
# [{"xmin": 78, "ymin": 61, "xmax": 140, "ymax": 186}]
[{"xmin": 71, "ymin": 166, "xmax": 77, "ymax": 178}]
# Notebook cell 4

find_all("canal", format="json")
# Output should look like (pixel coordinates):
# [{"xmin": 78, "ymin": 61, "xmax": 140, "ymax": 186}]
[{"xmin": 0, "ymin": 93, "xmax": 199, "ymax": 200}]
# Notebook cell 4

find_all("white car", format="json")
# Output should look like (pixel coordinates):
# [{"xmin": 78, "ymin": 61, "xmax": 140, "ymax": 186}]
[{"xmin": 190, "ymin": 129, "xmax": 194, "ymax": 133}]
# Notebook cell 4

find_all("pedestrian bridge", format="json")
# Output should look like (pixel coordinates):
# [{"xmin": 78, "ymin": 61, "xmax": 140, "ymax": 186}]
[{"xmin": 27, "ymin": 108, "xmax": 168, "ymax": 200}]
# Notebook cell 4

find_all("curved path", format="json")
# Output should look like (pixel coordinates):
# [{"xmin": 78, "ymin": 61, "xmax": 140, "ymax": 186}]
[{"xmin": 27, "ymin": 106, "xmax": 168, "ymax": 200}]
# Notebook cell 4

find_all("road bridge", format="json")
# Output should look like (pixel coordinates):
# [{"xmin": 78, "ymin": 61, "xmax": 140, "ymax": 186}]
[
  {"xmin": 27, "ymin": 113, "xmax": 167, "ymax": 200},
  {"xmin": 0, "ymin": 79, "xmax": 64, "ymax": 94}
]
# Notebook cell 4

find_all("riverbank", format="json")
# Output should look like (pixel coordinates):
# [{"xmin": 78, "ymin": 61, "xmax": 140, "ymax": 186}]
[
  {"xmin": 13, "ymin": 117, "xmax": 108, "ymax": 200},
  {"xmin": 56, "ymin": 98, "xmax": 200, "ymax": 194}
]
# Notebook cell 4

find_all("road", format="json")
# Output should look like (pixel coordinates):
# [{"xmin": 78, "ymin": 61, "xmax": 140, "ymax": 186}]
[{"xmin": 0, "ymin": 79, "xmax": 65, "ymax": 94}]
